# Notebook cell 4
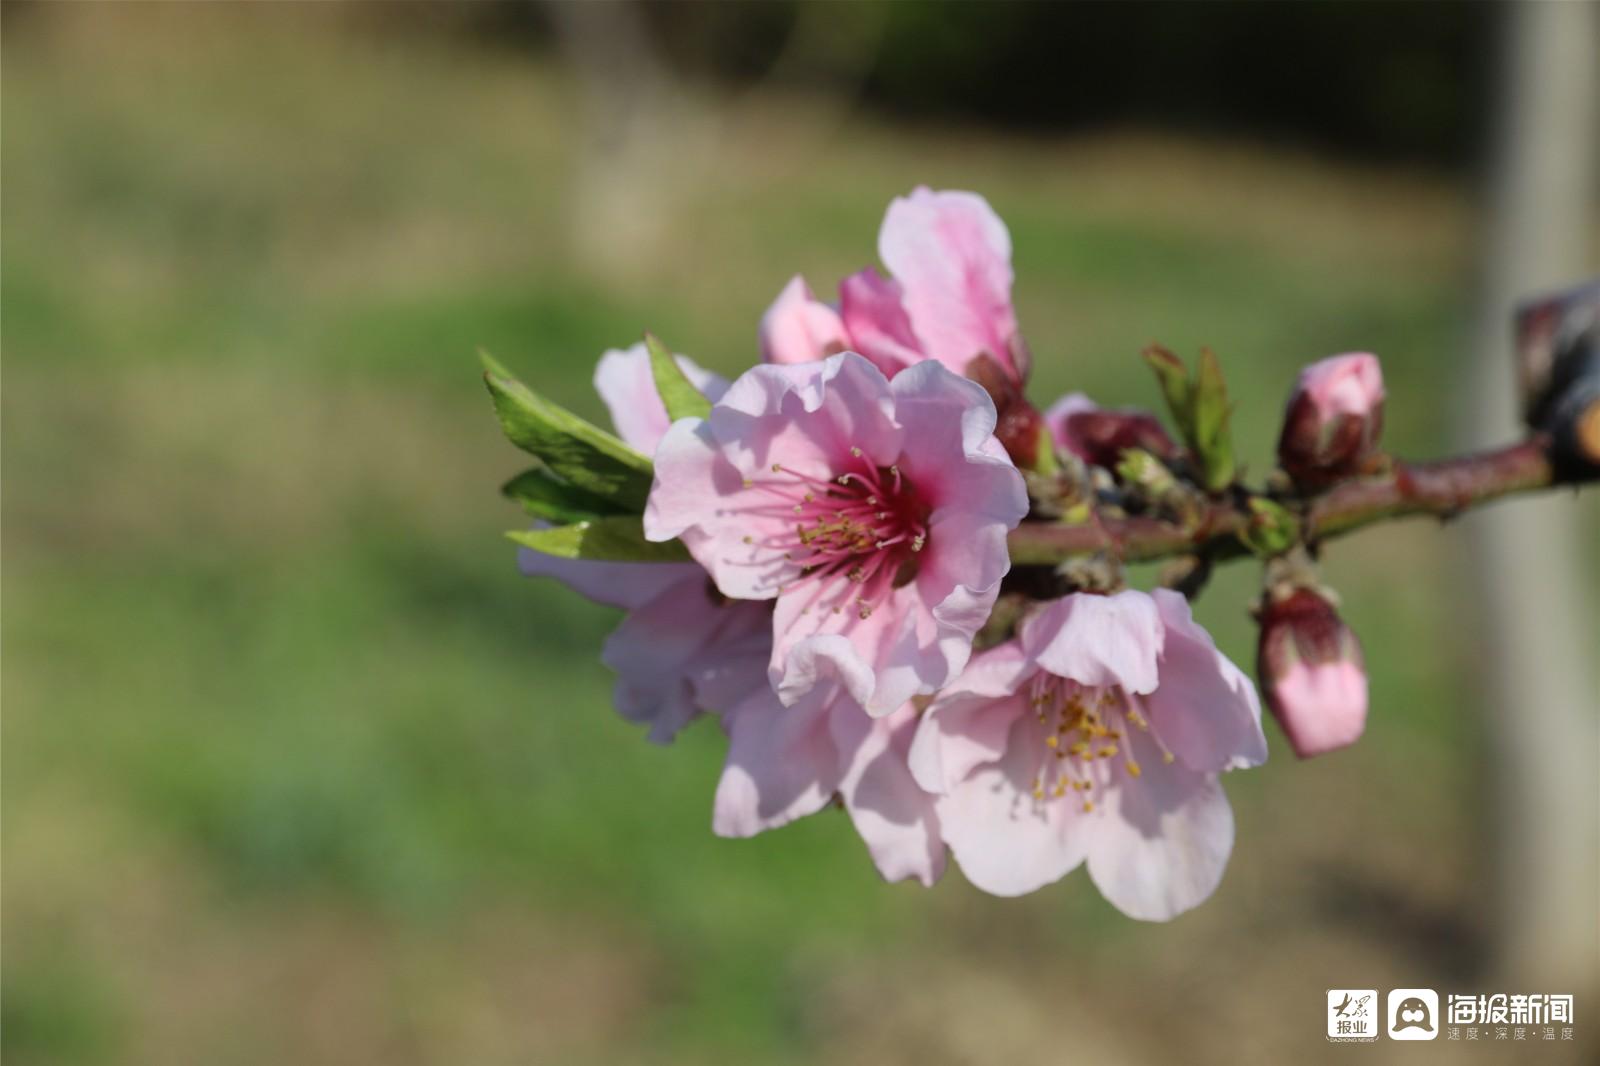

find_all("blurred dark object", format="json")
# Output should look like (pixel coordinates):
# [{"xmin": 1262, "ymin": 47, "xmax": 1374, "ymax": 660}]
[
  {"xmin": 596, "ymin": 0, "xmax": 1496, "ymax": 169},
  {"xmin": 1516, "ymin": 279, "xmax": 1600, "ymax": 479}
]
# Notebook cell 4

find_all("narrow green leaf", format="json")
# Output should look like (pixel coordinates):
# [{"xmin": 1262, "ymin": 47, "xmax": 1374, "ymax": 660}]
[
  {"xmin": 645, "ymin": 333, "xmax": 712, "ymax": 423},
  {"xmin": 482, "ymin": 355, "xmax": 654, "ymax": 511},
  {"xmin": 506, "ymin": 517, "xmax": 691, "ymax": 563},
  {"xmin": 501, "ymin": 466, "xmax": 627, "ymax": 524},
  {"xmin": 1192, "ymin": 347, "xmax": 1236, "ymax": 491},
  {"xmin": 1142, "ymin": 344, "xmax": 1194, "ymax": 439}
]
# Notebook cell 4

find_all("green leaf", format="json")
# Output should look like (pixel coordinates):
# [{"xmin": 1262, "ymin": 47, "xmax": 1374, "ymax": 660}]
[
  {"xmin": 1142, "ymin": 344, "xmax": 1194, "ymax": 439},
  {"xmin": 506, "ymin": 517, "xmax": 691, "ymax": 563},
  {"xmin": 1237, "ymin": 497, "xmax": 1301, "ymax": 557},
  {"xmin": 646, "ymin": 333, "xmax": 711, "ymax": 423},
  {"xmin": 1191, "ymin": 347, "xmax": 1237, "ymax": 491},
  {"xmin": 501, "ymin": 466, "xmax": 627, "ymax": 524},
  {"xmin": 481, "ymin": 352, "xmax": 654, "ymax": 511}
]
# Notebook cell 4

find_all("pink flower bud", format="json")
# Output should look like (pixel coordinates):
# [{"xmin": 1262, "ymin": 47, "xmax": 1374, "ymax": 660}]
[
  {"xmin": 1276, "ymin": 352, "xmax": 1385, "ymax": 487},
  {"xmin": 1045, "ymin": 393, "xmax": 1181, "ymax": 469},
  {"xmin": 1257, "ymin": 587, "xmax": 1368, "ymax": 758}
]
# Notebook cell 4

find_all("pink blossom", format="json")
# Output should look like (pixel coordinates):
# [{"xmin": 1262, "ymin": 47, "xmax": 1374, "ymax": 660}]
[
  {"xmin": 518, "ymin": 344, "xmax": 769, "ymax": 742},
  {"xmin": 644, "ymin": 351, "xmax": 1028, "ymax": 716},
  {"xmin": 757, "ymin": 188, "xmax": 1026, "ymax": 380},
  {"xmin": 910, "ymin": 589, "xmax": 1267, "ymax": 917},
  {"xmin": 713, "ymin": 651, "xmax": 944, "ymax": 885},
  {"xmin": 1257, "ymin": 586, "xmax": 1368, "ymax": 758},
  {"xmin": 1277, "ymin": 352, "xmax": 1385, "ymax": 486}
]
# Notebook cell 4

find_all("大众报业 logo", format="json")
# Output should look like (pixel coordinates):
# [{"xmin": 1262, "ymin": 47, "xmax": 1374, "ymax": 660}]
[{"xmin": 1327, "ymin": 989, "xmax": 1378, "ymax": 1042}]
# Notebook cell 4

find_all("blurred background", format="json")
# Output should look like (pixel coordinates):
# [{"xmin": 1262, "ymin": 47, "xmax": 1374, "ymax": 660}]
[{"xmin": 4, "ymin": 3, "xmax": 1597, "ymax": 1064}]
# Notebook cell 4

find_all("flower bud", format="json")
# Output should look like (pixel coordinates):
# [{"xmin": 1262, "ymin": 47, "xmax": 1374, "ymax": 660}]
[
  {"xmin": 967, "ymin": 352, "xmax": 1046, "ymax": 468},
  {"xmin": 1257, "ymin": 587, "xmax": 1368, "ymax": 758},
  {"xmin": 1045, "ymin": 393, "xmax": 1181, "ymax": 470},
  {"xmin": 1276, "ymin": 352, "xmax": 1385, "ymax": 487}
]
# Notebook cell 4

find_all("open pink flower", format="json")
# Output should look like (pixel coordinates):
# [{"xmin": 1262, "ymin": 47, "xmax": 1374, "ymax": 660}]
[
  {"xmin": 712, "ymin": 647, "xmax": 944, "ymax": 885},
  {"xmin": 518, "ymin": 344, "xmax": 769, "ymax": 742},
  {"xmin": 644, "ymin": 352, "xmax": 1028, "ymax": 716},
  {"xmin": 758, "ymin": 187, "xmax": 1026, "ymax": 380},
  {"xmin": 910, "ymin": 589, "xmax": 1268, "ymax": 918}
]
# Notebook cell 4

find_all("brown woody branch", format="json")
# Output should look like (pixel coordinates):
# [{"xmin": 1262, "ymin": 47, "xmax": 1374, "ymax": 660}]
[{"xmin": 1006, "ymin": 437, "xmax": 1574, "ymax": 567}]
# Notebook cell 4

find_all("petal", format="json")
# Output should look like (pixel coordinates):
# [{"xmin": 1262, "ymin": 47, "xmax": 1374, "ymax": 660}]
[
  {"xmin": 909, "ymin": 647, "xmax": 1032, "ymax": 794},
  {"xmin": 1084, "ymin": 754, "xmax": 1236, "ymax": 921},
  {"xmin": 759, "ymin": 276, "xmax": 848, "ymax": 366},
  {"xmin": 594, "ymin": 343, "xmax": 730, "ymax": 455},
  {"xmin": 936, "ymin": 715, "xmax": 1088, "ymax": 897},
  {"xmin": 1270, "ymin": 659, "xmax": 1368, "ymax": 758},
  {"xmin": 878, "ymin": 187, "xmax": 1018, "ymax": 375},
  {"xmin": 1021, "ymin": 590, "xmax": 1164, "ymax": 695},
  {"xmin": 772, "ymin": 627, "xmax": 879, "ymax": 710},
  {"xmin": 1298, "ymin": 352, "xmax": 1385, "ymax": 421},
  {"xmin": 890, "ymin": 359, "xmax": 1027, "ymax": 524},
  {"xmin": 518, "ymin": 545, "xmax": 699, "ymax": 611},
  {"xmin": 1146, "ymin": 588, "xmax": 1268, "ymax": 771},
  {"xmin": 838, "ymin": 266, "xmax": 924, "ymax": 377},
  {"xmin": 601, "ymin": 577, "xmax": 772, "ymax": 743},
  {"xmin": 833, "ymin": 702, "xmax": 946, "ymax": 886},
  {"xmin": 712, "ymin": 685, "xmax": 841, "ymax": 838}
]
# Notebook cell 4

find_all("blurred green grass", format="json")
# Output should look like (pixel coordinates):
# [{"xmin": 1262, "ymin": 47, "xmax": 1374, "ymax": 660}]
[{"xmin": 4, "ymin": 7, "xmax": 1591, "ymax": 1066}]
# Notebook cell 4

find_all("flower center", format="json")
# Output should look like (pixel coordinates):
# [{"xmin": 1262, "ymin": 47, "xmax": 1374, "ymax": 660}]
[
  {"xmin": 1026, "ymin": 673, "xmax": 1175, "ymax": 812},
  {"xmin": 740, "ymin": 447, "xmax": 929, "ymax": 619}
]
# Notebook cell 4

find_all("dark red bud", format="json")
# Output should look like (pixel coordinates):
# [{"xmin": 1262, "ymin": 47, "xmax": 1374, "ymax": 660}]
[
  {"xmin": 967, "ymin": 351, "xmax": 1042, "ymax": 468},
  {"xmin": 1060, "ymin": 408, "xmax": 1182, "ymax": 469}
]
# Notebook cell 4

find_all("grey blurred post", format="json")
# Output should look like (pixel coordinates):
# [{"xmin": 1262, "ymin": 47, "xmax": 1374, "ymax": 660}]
[{"xmin": 1464, "ymin": 0, "xmax": 1599, "ymax": 990}]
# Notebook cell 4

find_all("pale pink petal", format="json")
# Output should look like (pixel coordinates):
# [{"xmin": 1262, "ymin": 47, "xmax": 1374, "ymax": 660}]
[
  {"xmin": 935, "ymin": 716, "xmax": 1088, "ymax": 896},
  {"xmin": 601, "ymin": 577, "xmax": 771, "ymax": 743},
  {"xmin": 518, "ymin": 545, "xmax": 697, "ymax": 611},
  {"xmin": 1021, "ymin": 590, "xmax": 1164, "ymax": 695},
  {"xmin": 712, "ymin": 685, "xmax": 840, "ymax": 838},
  {"xmin": 771, "ymin": 628, "xmax": 879, "ymax": 712},
  {"xmin": 1084, "ymin": 751, "xmax": 1235, "ymax": 921},
  {"xmin": 1144, "ymin": 589, "xmax": 1268, "ymax": 771},
  {"xmin": 909, "ymin": 644, "xmax": 1033, "ymax": 793},
  {"xmin": 878, "ymin": 187, "xmax": 1018, "ymax": 374},
  {"xmin": 838, "ymin": 266, "xmax": 924, "ymax": 376},
  {"xmin": 759, "ymin": 275, "xmax": 849, "ymax": 366},
  {"xmin": 594, "ymin": 343, "xmax": 729, "ymax": 455},
  {"xmin": 1298, "ymin": 352, "xmax": 1384, "ymax": 421},
  {"xmin": 832, "ymin": 702, "xmax": 946, "ymax": 886},
  {"xmin": 1273, "ymin": 660, "xmax": 1368, "ymax": 758}
]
